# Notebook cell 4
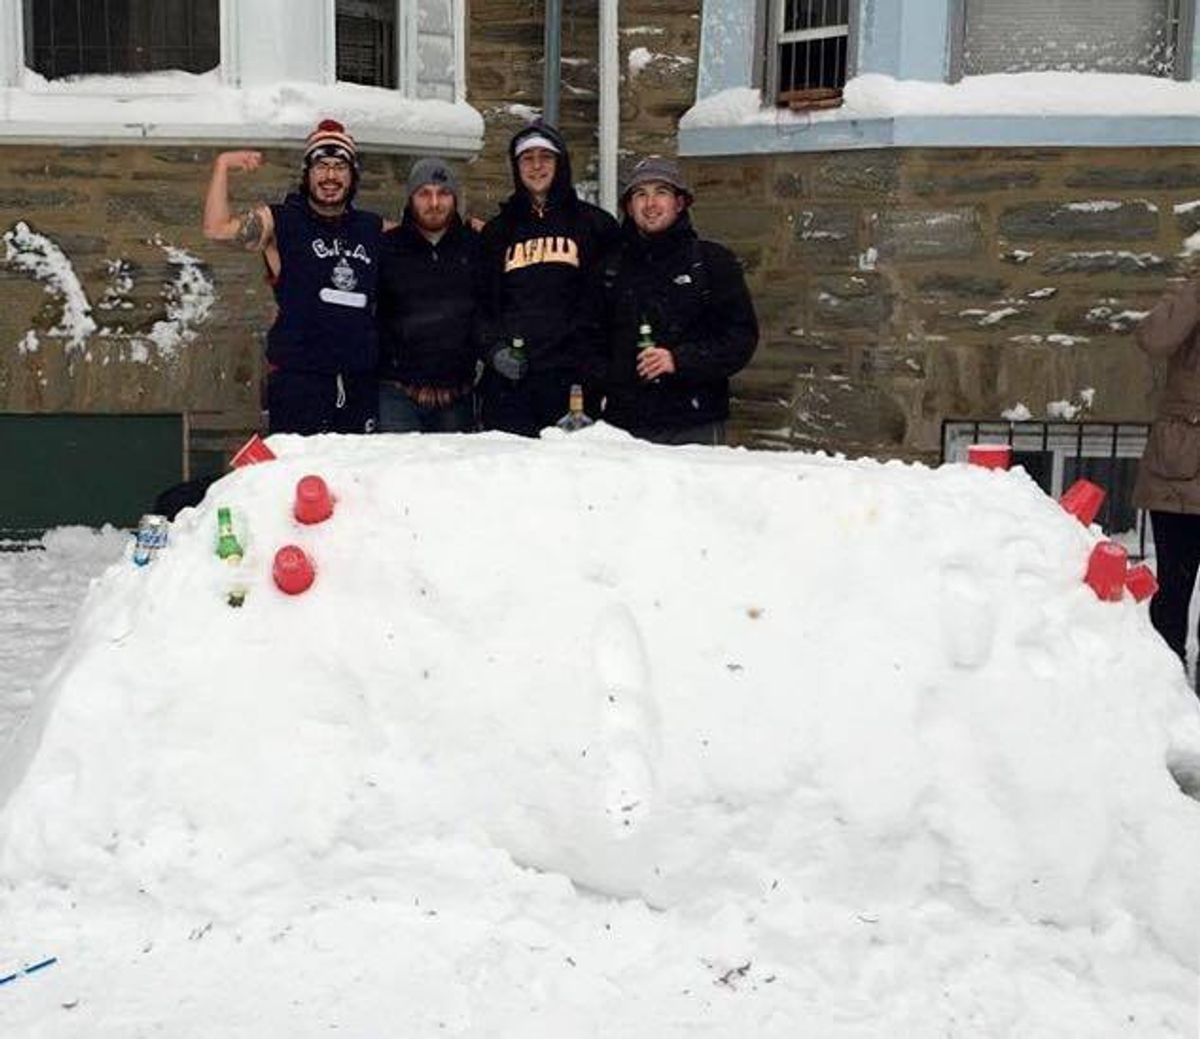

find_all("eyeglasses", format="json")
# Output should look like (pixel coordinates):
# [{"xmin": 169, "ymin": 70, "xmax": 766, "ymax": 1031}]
[{"xmin": 313, "ymin": 158, "xmax": 350, "ymax": 173}]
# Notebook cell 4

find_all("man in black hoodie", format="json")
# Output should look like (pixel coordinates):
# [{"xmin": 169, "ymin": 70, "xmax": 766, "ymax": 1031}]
[
  {"xmin": 478, "ymin": 122, "xmax": 619, "ymax": 437},
  {"xmin": 377, "ymin": 157, "xmax": 482, "ymax": 432},
  {"xmin": 596, "ymin": 157, "xmax": 758, "ymax": 445}
]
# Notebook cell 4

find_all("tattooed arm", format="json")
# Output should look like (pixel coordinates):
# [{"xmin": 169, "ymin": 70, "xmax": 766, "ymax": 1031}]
[{"xmin": 202, "ymin": 150, "xmax": 275, "ymax": 252}]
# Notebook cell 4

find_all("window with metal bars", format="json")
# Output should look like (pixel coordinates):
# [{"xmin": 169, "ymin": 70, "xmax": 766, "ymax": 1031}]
[
  {"xmin": 23, "ymin": 0, "xmax": 219, "ymax": 79},
  {"xmin": 336, "ymin": 0, "xmax": 397, "ymax": 88},
  {"xmin": 768, "ymin": 0, "xmax": 851, "ymax": 111},
  {"xmin": 955, "ymin": 0, "xmax": 1193, "ymax": 80}
]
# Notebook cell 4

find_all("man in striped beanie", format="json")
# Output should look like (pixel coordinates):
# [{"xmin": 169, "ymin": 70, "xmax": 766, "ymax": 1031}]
[
  {"xmin": 301, "ymin": 118, "xmax": 361, "ymax": 208},
  {"xmin": 202, "ymin": 118, "xmax": 390, "ymax": 438}
]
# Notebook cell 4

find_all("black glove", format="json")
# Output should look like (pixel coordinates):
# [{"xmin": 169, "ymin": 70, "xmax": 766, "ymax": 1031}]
[{"xmin": 491, "ymin": 345, "xmax": 528, "ymax": 382}]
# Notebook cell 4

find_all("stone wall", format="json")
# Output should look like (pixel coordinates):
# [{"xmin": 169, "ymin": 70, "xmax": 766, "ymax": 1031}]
[
  {"xmin": 2, "ymin": 5, "xmax": 1189, "ymax": 470},
  {"xmin": 463, "ymin": 0, "xmax": 699, "ymax": 210},
  {"xmin": 0, "ymin": 145, "xmax": 422, "ymax": 468},
  {"xmin": 685, "ymin": 148, "xmax": 1198, "ymax": 459}
]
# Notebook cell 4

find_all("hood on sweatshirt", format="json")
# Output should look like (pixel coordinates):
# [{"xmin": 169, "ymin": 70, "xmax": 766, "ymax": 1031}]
[{"xmin": 507, "ymin": 121, "xmax": 577, "ymax": 213}]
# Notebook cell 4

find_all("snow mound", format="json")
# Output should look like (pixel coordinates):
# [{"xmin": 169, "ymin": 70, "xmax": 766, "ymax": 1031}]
[{"xmin": 2, "ymin": 431, "xmax": 1198, "ymax": 1036}]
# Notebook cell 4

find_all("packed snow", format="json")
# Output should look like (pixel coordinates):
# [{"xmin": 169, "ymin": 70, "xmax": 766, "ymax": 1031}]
[
  {"xmin": 1, "ymin": 429, "xmax": 1199, "ymax": 1036},
  {"xmin": 1, "ymin": 70, "xmax": 483, "ymax": 148}
]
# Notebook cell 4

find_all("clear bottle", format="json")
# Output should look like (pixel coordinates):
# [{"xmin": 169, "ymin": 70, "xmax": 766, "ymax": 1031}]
[
  {"xmin": 510, "ymin": 335, "xmax": 526, "ymax": 361},
  {"xmin": 556, "ymin": 384, "xmax": 595, "ymax": 432}
]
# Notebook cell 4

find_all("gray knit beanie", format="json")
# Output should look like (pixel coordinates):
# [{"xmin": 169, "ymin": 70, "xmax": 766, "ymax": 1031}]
[
  {"xmin": 406, "ymin": 157, "xmax": 459, "ymax": 199},
  {"xmin": 621, "ymin": 156, "xmax": 693, "ymax": 207}
]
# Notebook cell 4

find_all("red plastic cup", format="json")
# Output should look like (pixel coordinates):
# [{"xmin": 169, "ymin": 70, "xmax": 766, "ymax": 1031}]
[
  {"xmin": 273, "ymin": 544, "xmax": 315, "ymax": 595},
  {"xmin": 967, "ymin": 443, "xmax": 1012, "ymax": 470},
  {"xmin": 1060, "ymin": 478, "xmax": 1106, "ymax": 527},
  {"xmin": 1084, "ymin": 541, "xmax": 1127, "ymax": 602},
  {"xmin": 294, "ymin": 475, "xmax": 333, "ymax": 525},
  {"xmin": 229, "ymin": 433, "xmax": 276, "ymax": 468},
  {"xmin": 1125, "ymin": 563, "xmax": 1159, "ymax": 603}
]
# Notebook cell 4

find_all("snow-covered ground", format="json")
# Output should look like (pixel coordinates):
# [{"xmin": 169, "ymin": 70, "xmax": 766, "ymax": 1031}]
[
  {"xmin": 0, "ymin": 528, "xmax": 126, "ymax": 746},
  {"xmin": 1, "ymin": 429, "xmax": 1198, "ymax": 1037}
]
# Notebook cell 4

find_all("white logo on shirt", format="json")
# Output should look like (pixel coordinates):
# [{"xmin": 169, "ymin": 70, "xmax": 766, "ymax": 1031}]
[
  {"xmin": 330, "ymin": 257, "xmax": 358, "ymax": 291},
  {"xmin": 312, "ymin": 238, "xmax": 373, "ymax": 264}
]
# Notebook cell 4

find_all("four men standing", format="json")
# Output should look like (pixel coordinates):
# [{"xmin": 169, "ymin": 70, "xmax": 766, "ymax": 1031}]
[{"xmin": 204, "ymin": 118, "xmax": 758, "ymax": 445}]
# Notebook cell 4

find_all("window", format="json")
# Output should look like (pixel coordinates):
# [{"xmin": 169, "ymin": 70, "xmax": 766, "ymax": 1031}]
[
  {"xmin": 767, "ymin": 0, "xmax": 851, "ymax": 111},
  {"xmin": 336, "ymin": 0, "xmax": 397, "ymax": 89},
  {"xmin": 23, "ymin": 0, "xmax": 219, "ymax": 79},
  {"xmin": 0, "ymin": 1, "xmax": 478, "ymax": 151},
  {"xmin": 955, "ymin": 0, "xmax": 1193, "ymax": 80}
]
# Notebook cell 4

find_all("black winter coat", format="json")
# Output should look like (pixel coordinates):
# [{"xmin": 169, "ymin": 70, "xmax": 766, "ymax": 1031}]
[
  {"xmin": 479, "ymin": 123, "xmax": 619, "ymax": 376},
  {"xmin": 597, "ymin": 214, "xmax": 758, "ymax": 432},
  {"xmin": 377, "ymin": 214, "xmax": 482, "ymax": 388}
]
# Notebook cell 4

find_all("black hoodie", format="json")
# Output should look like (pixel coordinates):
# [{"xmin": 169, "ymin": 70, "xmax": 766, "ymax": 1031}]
[
  {"xmin": 597, "ymin": 211, "xmax": 758, "ymax": 432},
  {"xmin": 478, "ymin": 123, "xmax": 620, "ymax": 375},
  {"xmin": 376, "ymin": 209, "xmax": 482, "ymax": 388}
]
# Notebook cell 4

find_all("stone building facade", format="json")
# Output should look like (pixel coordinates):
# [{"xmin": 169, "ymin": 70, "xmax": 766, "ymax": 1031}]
[{"xmin": 0, "ymin": 0, "xmax": 1191, "ymax": 482}]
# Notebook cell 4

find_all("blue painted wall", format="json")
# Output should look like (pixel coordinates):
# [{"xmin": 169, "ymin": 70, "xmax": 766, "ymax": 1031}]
[
  {"xmin": 685, "ymin": 0, "xmax": 1200, "ymax": 154},
  {"xmin": 695, "ymin": 0, "xmax": 757, "ymax": 99}
]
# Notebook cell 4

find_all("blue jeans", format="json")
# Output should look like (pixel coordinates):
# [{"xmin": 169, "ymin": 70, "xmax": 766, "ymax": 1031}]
[{"xmin": 378, "ymin": 383, "xmax": 475, "ymax": 433}]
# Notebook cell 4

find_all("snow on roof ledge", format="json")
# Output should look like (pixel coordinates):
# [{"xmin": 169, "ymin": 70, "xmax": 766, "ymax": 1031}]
[
  {"xmin": 685, "ymin": 72, "xmax": 1200, "ymax": 128},
  {"xmin": 679, "ymin": 72, "xmax": 1200, "ymax": 154},
  {"xmin": 0, "ymin": 70, "xmax": 484, "ymax": 156}
]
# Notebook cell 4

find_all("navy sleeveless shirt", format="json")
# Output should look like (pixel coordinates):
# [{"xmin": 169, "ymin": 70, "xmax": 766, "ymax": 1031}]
[{"xmin": 266, "ymin": 193, "xmax": 384, "ymax": 375}]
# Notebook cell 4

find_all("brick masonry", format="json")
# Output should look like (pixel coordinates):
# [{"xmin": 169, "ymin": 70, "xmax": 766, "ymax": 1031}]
[{"xmin": 0, "ymin": 1, "xmax": 1192, "ymax": 468}]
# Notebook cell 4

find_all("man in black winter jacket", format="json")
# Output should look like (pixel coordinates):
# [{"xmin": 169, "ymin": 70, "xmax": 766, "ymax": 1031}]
[
  {"xmin": 478, "ymin": 122, "xmax": 620, "ymax": 437},
  {"xmin": 377, "ymin": 157, "xmax": 482, "ymax": 432},
  {"xmin": 596, "ymin": 157, "xmax": 758, "ymax": 446}
]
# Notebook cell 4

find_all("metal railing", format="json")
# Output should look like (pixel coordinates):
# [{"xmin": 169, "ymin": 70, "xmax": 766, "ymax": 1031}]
[{"xmin": 941, "ymin": 418, "xmax": 1151, "ymax": 550}]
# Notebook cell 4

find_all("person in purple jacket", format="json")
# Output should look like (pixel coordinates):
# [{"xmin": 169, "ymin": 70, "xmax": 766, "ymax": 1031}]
[{"xmin": 202, "ymin": 118, "xmax": 390, "ymax": 435}]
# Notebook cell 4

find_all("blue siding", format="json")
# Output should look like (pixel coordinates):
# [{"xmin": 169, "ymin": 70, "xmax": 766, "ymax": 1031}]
[
  {"xmin": 696, "ymin": 0, "xmax": 758, "ymax": 99},
  {"xmin": 686, "ymin": 0, "xmax": 1200, "ymax": 154}
]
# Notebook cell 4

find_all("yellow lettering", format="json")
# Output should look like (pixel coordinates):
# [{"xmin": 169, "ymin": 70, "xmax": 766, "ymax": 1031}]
[{"xmin": 504, "ymin": 235, "xmax": 581, "ymax": 273}]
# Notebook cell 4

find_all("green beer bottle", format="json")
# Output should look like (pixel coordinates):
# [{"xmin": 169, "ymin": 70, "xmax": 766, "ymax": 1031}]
[
  {"xmin": 216, "ymin": 507, "xmax": 243, "ymax": 565},
  {"xmin": 637, "ymin": 321, "xmax": 660, "ymax": 385},
  {"xmin": 637, "ymin": 322, "xmax": 654, "ymax": 352}
]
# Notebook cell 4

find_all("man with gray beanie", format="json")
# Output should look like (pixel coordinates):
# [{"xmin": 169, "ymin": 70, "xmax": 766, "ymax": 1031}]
[
  {"xmin": 376, "ymin": 156, "xmax": 484, "ymax": 432},
  {"xmin": 592, "ymin": 155, "xmax": 758, "ymax": 445}
]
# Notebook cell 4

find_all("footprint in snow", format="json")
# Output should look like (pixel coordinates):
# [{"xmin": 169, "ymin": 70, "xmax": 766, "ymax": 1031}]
[{"xmin": 592, "ymin": 603, "xmax": 660, "ymax": 838}]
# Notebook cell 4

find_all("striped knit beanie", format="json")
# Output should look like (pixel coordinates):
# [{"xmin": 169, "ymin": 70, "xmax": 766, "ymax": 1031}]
[{"xmin": 303, "ymin": 119, "xmax": 358, "ymax": 169}]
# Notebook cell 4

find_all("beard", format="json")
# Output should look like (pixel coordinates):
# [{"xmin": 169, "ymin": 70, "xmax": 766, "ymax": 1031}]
[
  {"xmin": 304, "ymin": 170, "xmax": 352, "ymax": 210},
  {"xmin": 414, "ymin": 206, "xmax": 453, "ymax": 234}
]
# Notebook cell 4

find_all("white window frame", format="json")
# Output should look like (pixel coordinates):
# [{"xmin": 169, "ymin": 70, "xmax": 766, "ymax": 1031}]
[{"xmin": 0, "ymin": 0, "xmax": 477, "ymax": 153}]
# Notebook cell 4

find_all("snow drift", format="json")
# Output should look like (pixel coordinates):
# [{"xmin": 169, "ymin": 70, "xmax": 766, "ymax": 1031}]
[{"xmin": 1, "ymin": 428, "xmax": 1198, "ymax": 1036}]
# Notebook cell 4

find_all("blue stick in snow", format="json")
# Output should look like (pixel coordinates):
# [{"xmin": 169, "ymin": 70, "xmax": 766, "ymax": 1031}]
[{"xmin": 0, "ymin": 957, "xmax": 57, "ymax": 986}]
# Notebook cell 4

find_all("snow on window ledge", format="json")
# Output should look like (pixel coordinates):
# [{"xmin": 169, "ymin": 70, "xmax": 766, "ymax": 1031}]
[
  {"xmin": 679, "ymin": 73, "xmax": 1200, "ymax": 156},
  {"xmin": 0, "ymin": 70, "xmax": 484, "ymax": 155}
]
